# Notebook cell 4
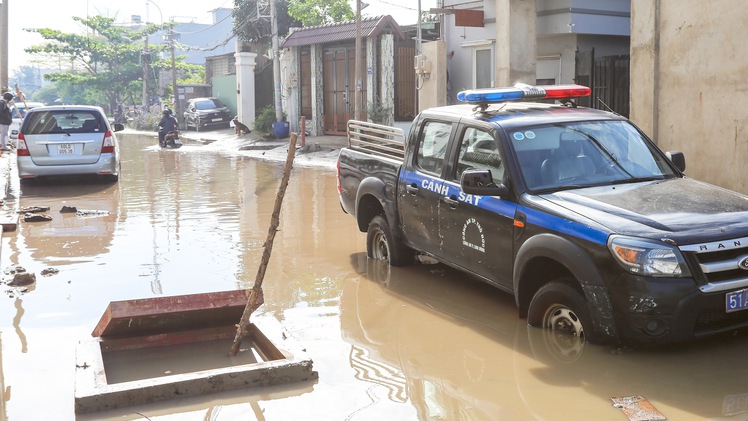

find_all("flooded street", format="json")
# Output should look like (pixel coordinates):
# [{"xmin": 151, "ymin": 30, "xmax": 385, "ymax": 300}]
[{"xmin": 2, "ymin": 134, "xmax": 748, "ymax": 420}]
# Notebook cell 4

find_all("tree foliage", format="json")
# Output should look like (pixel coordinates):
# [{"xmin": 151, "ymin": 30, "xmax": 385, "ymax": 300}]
[
  {"xmin": 233, "ymin": 0, "xmax": 299, "ymax": 49},
  {"xmin": 24, "ymin": 16, "xmax": 168, "ymax": 114},
  {"xmin": 233, "ymin": 0, "xmax": 353, "ymax": 49},
  {"xmin": 287, "ymin": 0, "xmax": 354, "ymax": 26}
]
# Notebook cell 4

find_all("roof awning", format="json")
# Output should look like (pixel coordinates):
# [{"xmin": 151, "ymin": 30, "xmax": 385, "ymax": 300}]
[{"xmin": 280, "ymin": 15, "xmax": 406, "ymax": 48}]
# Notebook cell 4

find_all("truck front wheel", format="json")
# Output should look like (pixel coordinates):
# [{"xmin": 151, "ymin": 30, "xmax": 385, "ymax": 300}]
[
  {"xmin": 527, "ymin": 281, "xmax": 595, "ymax": 344},
  {"xmin": 367, "ymin": 215, "xmax": 413, "ymax": 266}
]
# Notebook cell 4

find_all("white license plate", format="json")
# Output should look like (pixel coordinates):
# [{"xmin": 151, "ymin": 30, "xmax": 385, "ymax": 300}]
[
  {"xmin": 58, "ymin": 144, "xmax": 74, "ymax": 155},
  {"xmin": 212, "ymin": 118, "xmax": 223, "ymax": 122},
  {"xmin": 726, "ymin": 288, "xmax": 748, "ymax": 313}
]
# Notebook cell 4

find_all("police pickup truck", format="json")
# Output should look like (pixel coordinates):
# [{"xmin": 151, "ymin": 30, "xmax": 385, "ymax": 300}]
[{"xmin": 336, "ymin": 84, "xmax": 748, "ymax": 346}]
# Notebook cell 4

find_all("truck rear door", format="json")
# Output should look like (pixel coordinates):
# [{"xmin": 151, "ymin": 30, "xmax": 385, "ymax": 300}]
[{"xmin": 398, "ymin": 120, "xmax": 455, "ymax": 255}]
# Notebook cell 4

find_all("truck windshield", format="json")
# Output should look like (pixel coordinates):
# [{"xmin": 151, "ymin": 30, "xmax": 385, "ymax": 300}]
[{"xmin": 510, "ymin": 120, "xmax": 678, "ymax": 192}]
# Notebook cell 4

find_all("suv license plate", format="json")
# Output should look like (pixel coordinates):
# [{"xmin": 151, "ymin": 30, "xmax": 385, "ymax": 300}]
[
  {"xmin": 58, "ymin": 144, "xmax": 74, "ymax": 155},
  {"xmin": 212, "ymin": 118, "xmax": 223, "ymax": 122},
  {"xmin": 726, "ymin": 288, "xmax": 748, "ymax": 313}
]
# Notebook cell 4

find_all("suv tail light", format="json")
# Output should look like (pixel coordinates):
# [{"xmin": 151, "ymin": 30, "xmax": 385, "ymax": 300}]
[
  {"xmin": 16, "ymin": 132, "xmax": 29, "ymax": 156},
  {"xmin": 102, "ymin": 130, "xmax": 115, "ymax": 154}
]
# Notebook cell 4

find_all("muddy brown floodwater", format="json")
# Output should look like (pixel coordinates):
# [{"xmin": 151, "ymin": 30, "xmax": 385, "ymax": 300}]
[{"xmin": 2, "ymin": 134, "xmax": 748, "ymax": 420}]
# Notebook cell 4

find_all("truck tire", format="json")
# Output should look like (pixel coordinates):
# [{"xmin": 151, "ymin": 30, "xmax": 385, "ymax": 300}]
[
  {"xmin": 366, "ymin": 215, "xmax": 413, "ymax": 266},
  {"xmin": 527, "ymin": 280, "xmax": 594, "ymax": 344}
]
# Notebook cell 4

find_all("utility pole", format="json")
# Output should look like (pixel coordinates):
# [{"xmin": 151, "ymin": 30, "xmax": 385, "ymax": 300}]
[
  {"xmin": 142, "ymin": 34, "xmax": 149, "ymax": 122},
  {"xmin": 170, "ymin": 22, "xmax": 181, "ymax": 126},
  {"xmin": 0, "ymin": 0, "xmax": 9, "ymax": 92},
  {"xmin": 270, "ymin": 0, "xmax": 282, "ymax": 123},
  {"xmin": 354, "ymin": 0, "xmax": 361, "ymax": 121}
]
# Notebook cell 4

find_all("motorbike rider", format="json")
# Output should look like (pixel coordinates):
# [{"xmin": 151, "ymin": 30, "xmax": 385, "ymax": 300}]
[{"xmin": 158, "ymin": 108, "xmax": 178, "ymax": 147}]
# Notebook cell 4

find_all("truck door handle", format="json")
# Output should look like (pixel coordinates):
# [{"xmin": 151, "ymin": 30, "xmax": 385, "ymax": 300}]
[
  {"xmin": 406, "ymin": 184, "xmax": 419, "ymax": 195},
  {"xmin": 441, "ymin": 196, "xmax": 459, "ymax": 209}
]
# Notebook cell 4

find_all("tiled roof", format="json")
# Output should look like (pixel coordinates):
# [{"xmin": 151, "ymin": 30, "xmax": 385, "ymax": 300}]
[{"xmin": 280, "ymin": 15, "xmax": 405, "ymax": 48}]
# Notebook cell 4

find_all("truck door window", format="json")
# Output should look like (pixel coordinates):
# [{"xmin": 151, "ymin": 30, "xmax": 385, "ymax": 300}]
[
  {"xmin": 454, "ymin": 127, "xmax": 504, "ymax": 184},
  {"xmin": 416, "ymin": 121, "xmax": 452, "ymax": 175}
]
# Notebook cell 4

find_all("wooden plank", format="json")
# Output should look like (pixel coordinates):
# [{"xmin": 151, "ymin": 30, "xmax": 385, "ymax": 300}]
[
  {"xmin": 98, "ymin": 325, "xmax": 238, "ymax": 352},
  {"xmin": 92, "ymin": 289, "xmax": 262, "ymax": 338}
]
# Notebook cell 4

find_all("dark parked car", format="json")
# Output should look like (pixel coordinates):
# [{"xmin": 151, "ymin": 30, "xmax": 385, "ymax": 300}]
[{"xmin": 183, "ymin": 97, "xmax": 232, "ymax": 131}]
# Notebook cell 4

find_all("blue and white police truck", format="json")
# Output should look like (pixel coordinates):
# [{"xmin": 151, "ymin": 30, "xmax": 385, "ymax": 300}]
[{"xmin": 337, "ymin": 84, "xmax": 748, "ymax": 346}]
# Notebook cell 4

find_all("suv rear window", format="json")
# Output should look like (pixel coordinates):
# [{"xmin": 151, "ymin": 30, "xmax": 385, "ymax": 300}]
[{"xmin": 23, "ymin": 111, "xmax": 105, "ymax": 135}]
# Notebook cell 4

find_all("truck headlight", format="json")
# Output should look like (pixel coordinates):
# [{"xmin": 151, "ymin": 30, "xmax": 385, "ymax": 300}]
[{"xmin": 608, "ymin": 236, "xmax": 691, "ymax": 277}]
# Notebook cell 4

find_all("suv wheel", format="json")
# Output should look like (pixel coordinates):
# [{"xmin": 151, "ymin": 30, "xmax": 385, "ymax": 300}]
[{"xmin": 528, "ymin": 280, "xmax": 594, "ymax": 344}]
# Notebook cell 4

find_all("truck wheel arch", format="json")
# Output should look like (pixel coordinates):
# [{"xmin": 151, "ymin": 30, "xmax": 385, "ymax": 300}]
[
  {"xmin": 514, "ymin": 234, "xmax": 617, "ymax": 341},
  {"xmin": 355, "ymin": 177, "xmax": 398, "ymax": 233}
]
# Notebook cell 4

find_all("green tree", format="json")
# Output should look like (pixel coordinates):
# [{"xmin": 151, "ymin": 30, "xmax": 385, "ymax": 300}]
[
  {"xmin": 233, "ymin": 0, "xmax": 300, "ymax": 49},
  {"xmin": 24, "ymin": 16, "xmax": 168, "ymax": 118},
  {"xmin": 9, "ymin": 66, "xmax": 42, "ymax": 96},
  {"xmin": 233, "ymin": 0, "xmax": 353, "ymax": 49},
  {"xmin": 288, "ymin": 0, "xmax": 353, "ymax": 26}
]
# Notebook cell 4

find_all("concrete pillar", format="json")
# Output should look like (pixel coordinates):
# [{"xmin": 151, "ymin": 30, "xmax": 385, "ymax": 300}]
[
  {"xmin": 310, "ymin": 43, "xmax": 324, "ymax": 135},
  {"xmin": 379, "ymin": 33, "xmax": 395, "ymax": 126},
  {"xmin": 366, "ymin": 37, "xmax": 377, "ymax": 121},
  {"xmin": 235, "ymin": 51, "xmax": 257, "ymax": 126},
  {"xmin": 495, "ymin": 0, "xmax": 536, "ymax": 86},
  {"xmin": 418, "ymin": 40, "xmax": 447, "ymax": 111},
  {"xmin": 629, "ymin": 0, "xmax": 658, "ymax": 140},
  {"xmin": 280, "ymin": 48, "xmax": 297, "ymax": 132}
]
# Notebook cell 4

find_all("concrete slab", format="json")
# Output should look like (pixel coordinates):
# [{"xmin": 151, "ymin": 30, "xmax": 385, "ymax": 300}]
[{"xmin": 75, "ymin": 316, "xmax": 316, "ymax": 413}]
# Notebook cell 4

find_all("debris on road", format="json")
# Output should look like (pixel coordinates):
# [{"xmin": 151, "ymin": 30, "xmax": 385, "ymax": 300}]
[
  {"xmin": 60, "ymin": 206, "xmax": 78, "ymax": 213},
  {"xmin": 611, "ymin": 395, "xmax": 667, "ymax": 420},
  {"xmin": 8, "ymin": 272, "xmax": 36, "ymax": 287},
  {"xmin": 41, "ymin": 268, "xmax": 60, "ymax": 277},
  {"xmin": 23, "ymin": 213, "xmax": 52, "ymax": 222},
  {"xmin": 18, "ymin": 206, "xmax": 50, "ymax": 213},
  {"xmin": 76, "ymin": 209, "xmax": 109, "ymax": 218}
]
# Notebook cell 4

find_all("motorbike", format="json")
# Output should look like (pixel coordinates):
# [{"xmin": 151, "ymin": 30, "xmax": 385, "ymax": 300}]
[{"xmin": 160, "ymin": 130, "xmax": 182, "ymax": 149}]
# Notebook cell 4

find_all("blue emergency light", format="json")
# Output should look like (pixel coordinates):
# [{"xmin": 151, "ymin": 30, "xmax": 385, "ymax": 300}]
[{"xmin": 457, "ymin": 84, "xmax": 591, "ymax": 104}]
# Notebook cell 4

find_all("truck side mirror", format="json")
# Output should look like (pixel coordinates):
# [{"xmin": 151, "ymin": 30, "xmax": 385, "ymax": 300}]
[
  {"xmin": 666, "ymin": 151, "xmax": 686, "ymax": 172},
  {"xmin": 460, "ymin": 169, "xmax": 509, "ymax": 197}
]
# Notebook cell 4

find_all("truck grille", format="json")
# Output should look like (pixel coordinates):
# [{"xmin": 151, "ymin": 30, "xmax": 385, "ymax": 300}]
[{"xmin": 680, "ymin": 236, "xmax": 748, "ymax": 293}]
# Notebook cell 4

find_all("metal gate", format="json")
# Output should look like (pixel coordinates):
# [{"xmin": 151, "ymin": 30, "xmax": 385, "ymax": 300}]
[
  {"xmin": 576, "ymin": 50, "xmax": 630, "ymax": 117},
  {"xmin": 395, "ymin": 42, "xmax": 416, "ymax": 120}
]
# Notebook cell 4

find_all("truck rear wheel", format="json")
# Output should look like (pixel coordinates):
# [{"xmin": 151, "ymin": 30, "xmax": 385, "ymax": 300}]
[
  {"xmin": 527, "ymin": 280, "xmax": 594, "ymax": 344},
  {"xmin": 366, "ymin": 215, "xmax": 413, "ymax": 266}
]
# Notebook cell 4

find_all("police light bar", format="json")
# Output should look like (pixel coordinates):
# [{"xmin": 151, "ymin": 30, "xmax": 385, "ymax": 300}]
[{"xmin": 457, "ymin": 84, "xmax": 591, "ymax": 104}]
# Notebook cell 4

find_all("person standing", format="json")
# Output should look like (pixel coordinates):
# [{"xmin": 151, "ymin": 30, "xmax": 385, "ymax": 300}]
[{"xmin": 0, "ymin": 92, "xmax": 14, "ymax": 153}]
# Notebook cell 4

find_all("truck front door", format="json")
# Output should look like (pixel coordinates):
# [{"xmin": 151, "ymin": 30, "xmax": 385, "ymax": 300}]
[{"xmin": 438, "ymin": 126, "xmax": 515, "ymax": 289}]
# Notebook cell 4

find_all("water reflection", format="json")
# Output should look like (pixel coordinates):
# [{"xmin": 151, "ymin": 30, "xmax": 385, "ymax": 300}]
[
  {"xmin": 11, "ymin": 299, "xmax": 26, "ymax": 354},
  {"xmin": 15, "ymin": 177, "xmax": 120, "ymax": 265},
  {"xmin": 342, "ymin": 254, "xmax": 748, "ymax": 419}
]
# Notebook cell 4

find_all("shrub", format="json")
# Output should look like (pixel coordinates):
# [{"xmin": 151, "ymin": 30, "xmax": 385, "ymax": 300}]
[
  {"xmin": 367, "ymin": 100, "xmax": 393, "ymax": 125},
  {"xmin": 253, "ymin": 105, "xmax": 286, "ymax": 136}
]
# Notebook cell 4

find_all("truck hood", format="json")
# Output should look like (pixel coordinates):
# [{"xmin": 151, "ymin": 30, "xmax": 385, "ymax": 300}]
[{"xmin": 537, "ymin": 177, "xmax": 748, "ymax": 244}]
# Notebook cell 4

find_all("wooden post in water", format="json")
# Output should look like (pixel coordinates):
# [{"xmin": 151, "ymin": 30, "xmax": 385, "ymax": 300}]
[{"xmin": 229, "ymin": 132, "xmax": 298, "ymax": 356}]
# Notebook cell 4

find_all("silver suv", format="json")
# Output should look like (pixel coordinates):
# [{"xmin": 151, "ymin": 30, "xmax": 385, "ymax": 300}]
[{"xmin": 17, "ymin": 105, "xmax": 123, "ymax": 182}]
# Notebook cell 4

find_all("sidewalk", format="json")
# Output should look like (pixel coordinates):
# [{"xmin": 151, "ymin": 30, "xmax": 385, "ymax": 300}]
[{"xmin": 176, "ymin": 127, "xmax": 348, "ymax": 169}]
